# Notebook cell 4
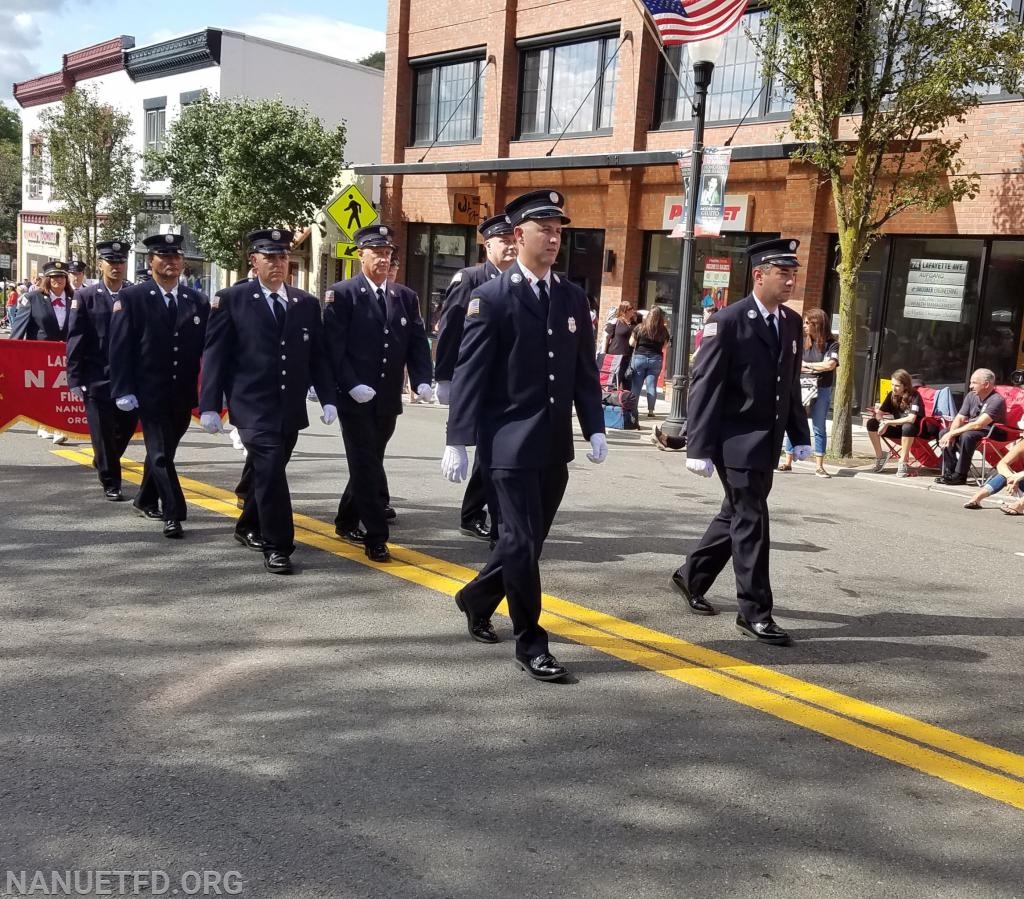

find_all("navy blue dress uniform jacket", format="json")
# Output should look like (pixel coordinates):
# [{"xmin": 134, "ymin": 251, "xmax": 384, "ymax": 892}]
[
  {"xmin": 446, "ymin": 267, "xmax": 605, "ymax": 469},
  {"xmin": 685, "ymin": 294, "xmax": 810, "ymax": 471},
  {"xmin": 322, "ymin": 276, "xmax": 433, "ymax": 417},
  {"xmin": 10, "ymin": 290, "xmax": 70, "ymax": 341},
  {"xmin": 66, "ymin": 282, "xmax": 123, "ymax": 397},
  {"xmin": 108, "ymin": 282, "xmax": 209, "ymax": 408},
  {"xmin": 198, "ymin": 282, "xmax": 337, "ymax": 431},
  {"xmin": 433, "ymin": 260, "xmax": 502, "ymax": 382}
]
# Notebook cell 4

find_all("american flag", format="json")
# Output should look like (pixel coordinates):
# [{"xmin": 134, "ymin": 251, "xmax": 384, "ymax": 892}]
[{"xmin": 640, "ymin": 0, "xmax": 748, "ymax": 46}]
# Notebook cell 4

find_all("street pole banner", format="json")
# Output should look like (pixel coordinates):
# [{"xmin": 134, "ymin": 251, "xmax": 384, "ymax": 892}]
[
  {"xmin": 670, "ymin": 147, "xmax": 733, "ymax": 238},
  {"xmin": 0, "ymin": 340, "xmax": 90, "ymax": 436}
]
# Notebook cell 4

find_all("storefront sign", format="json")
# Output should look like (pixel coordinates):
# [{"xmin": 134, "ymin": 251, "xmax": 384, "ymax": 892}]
[
  {"xmin": 23, "ymin": 225, "xmax": 62, "ymax": 254},
  {"xmin": 452, "ymin": 193, "xmax": 481, "ymax": 226},
  {"xmin": 904, "ymin": 258, "xmax": 968, "ymax": 322},
  {"xmin": 662, "ymin": 194, "xmax": 750, "ymax": 232}
]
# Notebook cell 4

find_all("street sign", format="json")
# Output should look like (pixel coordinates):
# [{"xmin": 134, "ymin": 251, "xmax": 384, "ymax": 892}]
[
  {"xmin": 333, "ymin": 242, "xmax": 359, "ymax": 260},
  {"xmin": 0, "ymin": 254, "xmax": 10, "ymax": 271},
  {"xmin": 326, "ymin": 185, "xmax": 377, "ymax": 240}
]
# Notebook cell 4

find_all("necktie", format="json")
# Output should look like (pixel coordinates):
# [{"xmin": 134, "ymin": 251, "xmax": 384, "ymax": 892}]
[
  {"xmin": 375, "ymin": 287, "xmax": 387, "ymax": 319},
  {"xmin": 766, "ymin": 312, "xmax": 780, "ymax": 358},
  {"xmin": 537, "ymin": 280, "xmax": 550, "ymax": 317},
  {"xmin": 270, "ymin": 292, "xmax": 286, "ymax": 332},
  {"xmin": 165, "ymin": 292, "xmax": 177, "ymax": 327}
]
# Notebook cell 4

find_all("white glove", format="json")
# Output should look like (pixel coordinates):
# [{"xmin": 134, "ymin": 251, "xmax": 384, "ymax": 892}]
[
  {"xmin": 416, "ymin": 383, "xmax": 433, "ymax": 402},
  {"xmin": 686, "ymin": 457, "xmax": 714, "ymax": 478},
  {"xmin": 435, "ymin": 380, "xmax": 451, "ymax": 405},
  {"xmin": 441, "ymin": 445, "xmax": 469, "ymax": 482},
  {"xmin": 793, "ymin": 445, "xmax": 813, "ymax": 461},
  {"xmin": 348, "ymin": 384, "xmax": 376, "ymax": 403},
  {"xmin": 320, "ymin": 403, "xmax": 338, "ymax": 425},
  {"xmin": 200, "ymin": 411, "xmax": 224, "ymax": 434},
  {"xmin": 115, "ymin": 394, "xmax": 139, "ymax": 412},
  {"xmin": 70, "ymin": 386, "xmax": 85, "ymax": 401},
  {"xmin": 587, "ymin": 433, "xmax": 608, "ymax": 464}
]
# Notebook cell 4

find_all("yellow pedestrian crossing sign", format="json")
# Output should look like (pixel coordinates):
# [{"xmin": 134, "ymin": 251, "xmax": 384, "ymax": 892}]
[
  {"xmin": 333, "ymin": 242, "xmax": 359, "ymax": 259},
  {"xmin": 327, "ymin": 186, "xmax": 378, "ymax": 240}
]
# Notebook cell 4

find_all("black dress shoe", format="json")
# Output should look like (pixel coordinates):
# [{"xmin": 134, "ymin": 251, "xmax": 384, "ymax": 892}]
[
  {"xmin": 104, "ymin": 488, "xmax": 124, "ymax": 502},
  {"xmin": 132, "ymin": 503, "xmax": 163, "ymax": 520},
  {"xmin": 670, "ymin": 571, "xmax": 717, "ymax": 615},
  {"xmin": 163, "ymin": 520, "xmax": 184, "ymax": 539},
  {"xmin": 384, "ymin": 505, "xmax": 397, "ymax": 521},
  {"xmin": 935, "ymin": 474, "xmax": 967, "ymax": 486},
  {"xmin": 234, "ymin": 530, "xmax": 267, "ymax": 551},
  {"xmin": 264, "ymin": 552, "xmax": 293, "ymax": 574},
  {"xmin": 735, "ymin": 614, "xmax": 791, "ymax": 645},
  {"xmin": 454, "ymin": 590, "xmax": 500, "ymax": 644},
  {"xmin": 459, "ymin": 520, "xmax": 491, "ymax": 541},
  {"xmin": 514, "ymin": 652, "xmax": 569, "ymax": 681},
  {"xmin": 335, "ymin": 526, "xmax": 367, "ymax": 544},
  {"xmin": 365, "ymin": 543, "xmax": 391, "ymax": 563}
]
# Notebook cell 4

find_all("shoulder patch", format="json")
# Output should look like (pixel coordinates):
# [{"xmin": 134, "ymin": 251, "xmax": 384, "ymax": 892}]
[
  {"xmin": 703, "ymin": 322, "xmax": 718, "ymax": 338},
  {"xmin": 210, "ymin": 296, "xmax": 220, "ymax": 311},
  {"xmin": 19, "ymin": 296, "xmax": 29, "ymax": 307},
  {"xmin": 451, "ymin": 271, "xmax": 463, "ymax": 285},
  {"xmin": 112, "ymin": 299, "xmax": 122, "ymax": 313},
  {"xmin": 467, "ymin": 297, "xmax": 481, "ymax": 317},
  {"xmin": 325, "ymin": 290, "xmax": 334, "ymax": 304}
]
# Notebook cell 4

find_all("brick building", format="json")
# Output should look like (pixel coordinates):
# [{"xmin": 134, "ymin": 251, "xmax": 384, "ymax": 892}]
[{"xmin": 359, "ymin": 0, "xmax": 1024, "ymax": 410}]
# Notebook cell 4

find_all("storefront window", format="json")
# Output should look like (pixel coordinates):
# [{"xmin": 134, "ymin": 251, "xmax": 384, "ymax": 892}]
[
  {"xmin": 554, "ymin": 228, "xmax": 605, "ymax": 303},
  {"xmin": 976, "ymin": 240, "xmax": 1024, "ymax": 383},
  {"xmin": 406, "ymin": 223, "xmax": 476, "ymax": 331},
  {"xmin": 878, "ymin": 237, "xmax": 985, "ymax": 390}
]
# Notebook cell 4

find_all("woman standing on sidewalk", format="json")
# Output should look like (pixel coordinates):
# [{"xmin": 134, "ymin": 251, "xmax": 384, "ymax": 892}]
[
  {"xmin": 779, "ymin": 308, "xmax": 838, "ymax": 477},
  {"xmin": 629, "ymin": 305, "xmax": 670, "ymax": 418}
]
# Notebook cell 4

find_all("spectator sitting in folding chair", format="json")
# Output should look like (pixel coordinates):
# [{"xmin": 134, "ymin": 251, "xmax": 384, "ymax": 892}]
[
  {"xmin": 935, "ymin": 368, "xmax": 1007, "ymax": 486},
  {"xmin": 962, "ymin": 439, "xmax": 1024, "ymax": 509},
  {"xmin": 866, "ymin": 368, "xmax": 926, "ymax": 477}
]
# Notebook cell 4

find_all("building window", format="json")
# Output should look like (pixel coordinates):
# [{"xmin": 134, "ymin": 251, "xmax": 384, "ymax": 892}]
[
  {"xmin": 144, "ymin": 99, "xmax": 167, "ymax": 153},
  {"xmin": 406, "ymin": 223, "xmax": 476, "ymax": 327},
  {"xmin": 518, "ymin": 35, "xmax": 619, "ymax": 138},
  {"xmin": 27, "ymin": 135, "xmax": 44, "ymax": 199},
  {"xmin": 412, "ymin": 57, "xmax": 485, "ymax": 144},
  {"xmin": 656, "ymin": 10, "xmax": 791, "ymax": 126}
]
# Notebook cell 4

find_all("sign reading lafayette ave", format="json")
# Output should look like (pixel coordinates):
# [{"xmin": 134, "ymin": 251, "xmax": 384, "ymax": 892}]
[{"xmin": 904, "ymin": 258, "xmax": 968, "ymax": 322}]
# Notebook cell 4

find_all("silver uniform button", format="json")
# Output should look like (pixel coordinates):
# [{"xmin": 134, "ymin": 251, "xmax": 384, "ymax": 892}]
[
  {"xmin": 776, "ymin": 395, "xmax": 780, "ymax": 401},
  {"xmin": 548, "ymin": 351, "xmax": 554, "ymax": 358},
  {"xmin": 281, "ymin": 385, "xmax": 286, "ymax": 390},
  {"xmin": 384, "ymin": 343, "xmax": 389, "ymax": 348},
  {"xmin": 384, "ymin": 329, "xmax": 389, "ymax": 335},
  {"xmin": 549, "ymin": 397, "xmax": 555, "ymax": 404},
  {"xmin": 383, "ymin": 358, "xmax": 387, "ymax": 363},
  {"xmin": 549, "ymin": 374, "xmax": 554, "ymax": 381},
  {"xmin": 281, "ymin": 355, "xmax": 286, "ymax": 360},
  {"xmin": 282, "ymin": 370, "xmax": 287, "ymax": 375},
  {"xmin": 173, "ymin": 361, "xmax": 178, "ymax": 366},
  {"xmin": 280, "ymin": 340, "xmax": 286, "ymax": 346},
  {"xmin": 547, "ymin": 329, "xmax": 553, "ymax": 335}
]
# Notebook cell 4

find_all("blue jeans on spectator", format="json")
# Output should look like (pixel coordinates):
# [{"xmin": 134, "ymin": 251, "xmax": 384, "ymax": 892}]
[
  {"xmin": 981, "ymin": 474, "xmax": 1008, "ymax": 495},
  {"xmin": 630, "ymin": 351, "xmax": 663, "ymax": 415},
  {"xmin": 784, "ymin": 386, "xmax": 832, "ymax": 456}
]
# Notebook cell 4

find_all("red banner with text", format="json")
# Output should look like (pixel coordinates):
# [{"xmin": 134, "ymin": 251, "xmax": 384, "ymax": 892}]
[{"xmin": 0, "ymin": 340, "xmax": 92, "ymax": 437}]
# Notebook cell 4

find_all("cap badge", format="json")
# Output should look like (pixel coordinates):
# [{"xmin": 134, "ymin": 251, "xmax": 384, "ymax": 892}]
[
  {"xmin": 272, "ymin": 229, "xmax": 281, "ymax": 240},
  {"xmin": 379, "ymin": 226, "xmax": 387, "ymax": 236},
  {"xmin": 165, "ymin": 234, "xmax": 174, "ymax": 244},
  {"xmin": 112, "ymin": 243, "xmax": 121, "ymax": 251},
  {"xmin": 568, "ymin": 316, "xmax": 576, "ymax": 333},
  {"xmin": 549, "ymin": 192, "xmax": 559, "ymax": 203},
  {"xmin": 789, "ymin": 240, "xmax": 797, "ymax": 251}
]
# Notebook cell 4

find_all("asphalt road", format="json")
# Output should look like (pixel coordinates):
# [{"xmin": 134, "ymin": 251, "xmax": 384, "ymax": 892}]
[{"xmin": 1, "ymin": 405, "xmax": 1022, "ymax": 899}]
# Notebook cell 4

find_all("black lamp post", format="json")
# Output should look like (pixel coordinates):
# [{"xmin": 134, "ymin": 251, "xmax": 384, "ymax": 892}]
[{"xmin": 661, "ymin": 39, "xmax": 722, "ymax": 439}]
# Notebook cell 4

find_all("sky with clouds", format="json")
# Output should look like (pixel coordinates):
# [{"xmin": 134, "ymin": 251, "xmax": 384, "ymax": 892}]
[{"xmin": 0, "ymin": 0, "xmax": 386, "ymax": 105}]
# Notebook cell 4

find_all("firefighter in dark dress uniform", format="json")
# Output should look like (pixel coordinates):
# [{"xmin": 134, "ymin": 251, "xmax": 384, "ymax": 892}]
[
  {"xmin": 108, "ymin": 232, "xmax": 209, "ymax": 539},
  {"xmin": 442, "ymin": 190, "xmax": 607, "ymax": 682},
  {"xmin": 198, "ymin": 229, "xmax": 337, "ymax": 575},
  {"xmin": 323, "ymin": 224, "xmax": 433, "ymax": 564},
  {"xmin": 11, "ymin": 259, "xmax": 72, "ymax": 341},
  {"xmin": 434, "ymin": 213, "xmax": 518, "ymax": 543},
  {"xmin": 66, "ymin": 240, "xmax": 139, "ymax": 501},
  {"xmin": 671, "ymin": 238, "xmax": 811, "ymax": 645}
]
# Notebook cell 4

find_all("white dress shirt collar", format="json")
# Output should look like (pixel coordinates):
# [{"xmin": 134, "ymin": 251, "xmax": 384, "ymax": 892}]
[{"xmin": 515, "ymin": 259, "xmax": 551, "ymax": 299}]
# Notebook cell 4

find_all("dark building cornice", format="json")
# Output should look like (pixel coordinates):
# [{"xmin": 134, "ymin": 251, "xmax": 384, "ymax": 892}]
[{"xmin": 124, "ymin": 29, "xmax": 222, "ymax": 82}]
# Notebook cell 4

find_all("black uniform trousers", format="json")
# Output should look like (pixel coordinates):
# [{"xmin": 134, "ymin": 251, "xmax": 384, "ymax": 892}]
[
  {"xmin": 335, "ymin": 408, "xmax": 397, "ymax": 545},
  {"xmin": 459, "ymin": 464, "xmax": 569, "ymax": 659},
  {"xmin": 135, "ymin": 398, "xmax": 193, "ymax": 521},
  {"xmin": 939, "ymin": 426, "xmax": 1004, "ymax": 479},
  {"xmin": 460, "ymin": 452, "xmax": 494, "ymax": 530},
  {"xmin": 84, "ymin": 393, "xmax": 138, "ymax": 491},
  {"xmin": 236, "ymin": 428, "xmax": 299, "ymax": 556},
  {"xmin": 681, "ymin": 464, "xmax": 775, "ymax": 625}
]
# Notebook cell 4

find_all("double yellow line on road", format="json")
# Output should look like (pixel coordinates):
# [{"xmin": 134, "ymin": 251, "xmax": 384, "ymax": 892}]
[{"xmin": 56, "ymin": 447, "xmax": 1024, "ymax": 811}]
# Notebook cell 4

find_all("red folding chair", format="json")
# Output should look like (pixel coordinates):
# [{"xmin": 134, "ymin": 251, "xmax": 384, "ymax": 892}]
[
  {"xmin": 596, "ymin": 353, "xmax": 623, "ymax": 389},
  {"xmin": 879, "ymin": 385, "xmax": 941, "ymax": 474}
]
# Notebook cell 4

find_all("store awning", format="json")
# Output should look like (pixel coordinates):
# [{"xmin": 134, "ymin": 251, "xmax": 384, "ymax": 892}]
[{"xmin": 353, "ymin": 142, "xmax": 807, "ymax": 176}]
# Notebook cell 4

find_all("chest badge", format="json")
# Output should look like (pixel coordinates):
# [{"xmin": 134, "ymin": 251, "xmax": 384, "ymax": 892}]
[
  {"xmin": 568, "ymin": 316, "xmax": 576, "ymax": 333},
  {"xmin": 400, "ymin": 316, "xmax": 407, "ymax": 327},
  {"xmin": 303, "ymin": 332, "xmax": 310, "ymax": 342},
  {"xmin": 792, "ymin": 340, "xmax": 797, "ymax": 354}
]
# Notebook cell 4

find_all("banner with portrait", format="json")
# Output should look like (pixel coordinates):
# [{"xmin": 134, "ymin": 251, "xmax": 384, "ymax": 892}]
[{"xmin": 671, "ymin": 147, "xmax": 734, "ymax": 238}]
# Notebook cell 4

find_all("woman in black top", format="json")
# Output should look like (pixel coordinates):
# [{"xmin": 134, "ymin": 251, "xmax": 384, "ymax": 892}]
[
  {"xmin": 604, "ymin": 300, "xmax": 639, "ymax": 389},
  {"xmin": 866, "ymin": 368, "xmax": 926, "ymax": 477},
  {"xmin": 629, "ymin": 305, "xmax": 671, "ymax": 417}
]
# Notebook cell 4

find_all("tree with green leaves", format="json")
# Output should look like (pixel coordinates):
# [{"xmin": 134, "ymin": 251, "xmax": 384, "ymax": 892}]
[
  {"xmin": 38, "ymin": 88, "xmax": 145, "ymax": 267},
  {"xmin": 357, "ymin": 50, "xmax": 385, "ymax": 70},
  {"xmin": 755, "ymin": 0, "xmax": 1024, "ymax": 457},
  {"xmin": 150, "ymin": 95, "xmax": 346, "ymax": 272},
  {"xmin": 0, "ymin": 105, "xmax": 23, "ymax": 242}
]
